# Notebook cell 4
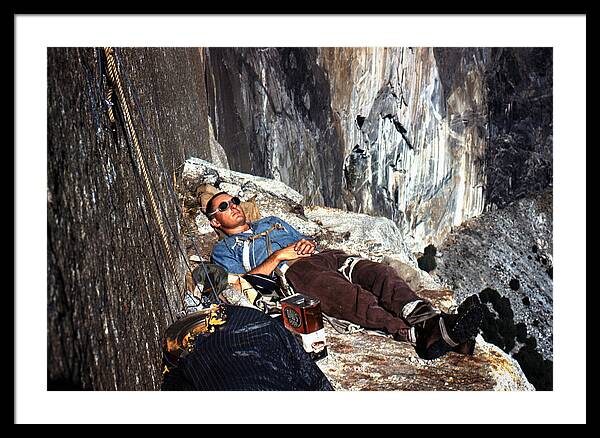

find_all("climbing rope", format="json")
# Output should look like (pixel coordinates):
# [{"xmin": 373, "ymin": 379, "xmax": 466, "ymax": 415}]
[
  {"xmin": 108, "ymin": 48, "xmax": 222, "ymax": 308},
  {"xmin": 103, "ymin": 47, "xmax": 186, "ymax": 310},
  {"xmin": 102, "ymin": 47, "xmax": 225, "ymax": 315}
]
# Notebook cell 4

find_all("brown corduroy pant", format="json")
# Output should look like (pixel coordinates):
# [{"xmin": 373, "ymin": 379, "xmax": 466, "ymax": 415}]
[{"xmin": 285, "ymin": 249, "xmax": 425, "ymax": 342}]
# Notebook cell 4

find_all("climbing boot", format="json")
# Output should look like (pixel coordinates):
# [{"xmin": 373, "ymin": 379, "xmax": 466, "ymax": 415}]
[
  {"xmin": 401, "ymin": 300, "xmax": 441, "ymax": 325},
  {"xmin": 413, "ymin": 296, "xmax": 483, "ymax": 360}
]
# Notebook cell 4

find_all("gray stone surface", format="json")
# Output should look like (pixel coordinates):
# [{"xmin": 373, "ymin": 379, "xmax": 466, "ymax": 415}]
[
  {"xmin": 432, "ymin": 189, "xmax": 553, "ymax": 390},
  {"xmin": 203, "ymin": 48, "xmax": 552, "ymax": 256},
  {"xmin": 319, "ymin": 329, "xmax": 533, "ymax": 391}
]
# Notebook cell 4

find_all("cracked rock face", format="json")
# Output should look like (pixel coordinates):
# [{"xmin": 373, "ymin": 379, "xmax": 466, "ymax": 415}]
[
  {"xmin": 45, "ymin": 47, "xmax": 550, "ymax": 393},
  {"xmin": 182, "ymin": 158, "xmax": 534, "ymax": 391},
  {"xmin": 204, "ymin": 47, "xmax": 552, "ymax": 259},
  {"xmin": 204, "ymin": 48, "xmax": 345, "ymax": 208}
]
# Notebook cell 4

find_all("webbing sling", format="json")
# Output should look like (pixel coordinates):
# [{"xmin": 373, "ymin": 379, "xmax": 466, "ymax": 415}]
[{"xmin": 237, "ymin": 223, "xmax": 286, "ymax": 272}]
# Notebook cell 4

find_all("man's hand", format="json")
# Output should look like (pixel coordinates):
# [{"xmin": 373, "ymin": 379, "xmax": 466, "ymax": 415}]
[
  {"xmin": 293, "ymin": 238, "xmax": 317, "ymax": 255},
  {"xmin": 248, "ymin": 239, "xmax": 316, "ymax": 276},
  {"xmin": 275, "ymin": 239, "xmax": 316, "ymax": 262}
]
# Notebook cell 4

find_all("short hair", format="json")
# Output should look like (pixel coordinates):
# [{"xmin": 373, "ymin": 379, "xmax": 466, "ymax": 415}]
[{"xmin": 204, "ymin": 191, "xmax": 229, "ymax": 218}]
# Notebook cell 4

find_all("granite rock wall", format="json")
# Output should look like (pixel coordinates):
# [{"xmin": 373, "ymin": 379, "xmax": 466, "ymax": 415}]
[
  {"xmin": 47, "ymin": 46, "xmax": 552, "ymax": 391},
  {"xmin": 204, "ymin": 47, "xmax": 552, "ymax": 254},
  {"xmin": 47, "ymin": 47, "xmax": 211, "ymax": 390}
]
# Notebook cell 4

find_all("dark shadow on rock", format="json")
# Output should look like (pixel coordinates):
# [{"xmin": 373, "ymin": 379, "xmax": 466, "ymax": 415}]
[
  {"xmin": 417, "ymin": 244, "xmax": 437, "ymax": 272},
  {"xmin": 476, "ymin": 287, "xmax": 552, "ymax": 390},
  {"xmin": 513, "ymin": 345, "xmax": 553, "ymax": 391}
]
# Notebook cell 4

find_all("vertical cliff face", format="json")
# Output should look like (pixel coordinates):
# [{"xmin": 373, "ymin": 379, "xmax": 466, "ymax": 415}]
[
  {"xmin": 205, "ymin": 47, "xmax": 552, "ymax": 253},
  {"xmin": 482, "ymin": 48, "xmax": 553, "ymax": 208},
  {"xmin": 47, "ymin": 48, "xmax": 211, "ymax": 390},
  {"xmin": 47, "ymin": 46, "xmax": 552, "ymax": 391},
  {"xmin": 204, "ymin": 48, "xmax": 345, "ymax": 207},
  {"xmin": 318, "ymin": 47, "xmax": 488, "ymax": 252}
]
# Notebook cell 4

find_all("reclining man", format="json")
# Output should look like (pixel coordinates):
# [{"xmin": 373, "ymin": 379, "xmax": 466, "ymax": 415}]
[{"xmin": 205, "ymin": 191, "xmax": 483, "ymax": 360}]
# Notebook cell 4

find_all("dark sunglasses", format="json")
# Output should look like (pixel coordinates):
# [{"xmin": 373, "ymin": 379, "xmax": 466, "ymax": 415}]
[{"xmin": 208, "ymin": 196, "xmax": 241, "ymax": 217}]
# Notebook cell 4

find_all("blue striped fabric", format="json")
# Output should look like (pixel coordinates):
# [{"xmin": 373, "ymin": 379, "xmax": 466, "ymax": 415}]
[{"xmin": 162, "ymin": 305, "xmax": 333, "ymax": 391}]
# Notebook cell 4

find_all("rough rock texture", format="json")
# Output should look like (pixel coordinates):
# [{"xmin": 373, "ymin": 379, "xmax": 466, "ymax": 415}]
[
  {"xmin": 432, "ymin": 189, "xmax": 553, "ymax": 390},
  {"xmin": 47, "ymin": 48, "xmax": 211, "ymax": 390},
  {"xmin": 47, "ymin": 47, "xmax": 549, "ymax": 392},
  {"xmin": 204, "ymin": 48, "xmax": 345, "ymax": 208},
  {"xmin": 480, "ymin": 48, "xmax": 553, "ymax": 209},
  {"xmin": 320, "ymin": 331, "xmax": 533, "ymax": 391},
  {"xmin": 182, "ymin": 158, "xmax": 534, "ymax": 391}
]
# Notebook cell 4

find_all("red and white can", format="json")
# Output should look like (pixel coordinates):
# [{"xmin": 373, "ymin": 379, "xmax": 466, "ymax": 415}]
[{"xmin": 280, "ymin": 294, "xmax": 328, "ymax": 361}]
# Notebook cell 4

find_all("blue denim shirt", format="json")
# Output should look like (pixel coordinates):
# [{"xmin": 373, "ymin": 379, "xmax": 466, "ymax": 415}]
[{"xmin": 210, "ymin": 216, "xmax": 313, "ymax": 275}]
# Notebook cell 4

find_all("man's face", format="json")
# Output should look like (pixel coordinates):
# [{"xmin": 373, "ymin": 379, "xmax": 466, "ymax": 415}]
[{"xmin": 209, "ymin": 193, "xmax": 247, "ymax": 231}]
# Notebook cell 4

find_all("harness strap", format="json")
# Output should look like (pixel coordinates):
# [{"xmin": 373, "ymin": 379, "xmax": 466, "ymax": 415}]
[
  {"xmin": 401, "ymin": 299, "xmax": 424, "ymax": 320},
  {"xmin": 338, "ymin": 256, "xmax": 366, "ymax": 283},
  {"xmin": 439, "ymin": 317, "xmax": 459, "ymax": 347},
  {"xmin": 237, "ymin": 223, "xmax": 286, "ymax": 272},
  {"xmin": 265, "ymin": 231, "xmax": 272, "ymax": 258},
  {"xmin": 242, "ymin": 240, "xmax": 252, "ymax": 272},
  {"xmin": 407, "ymin": 327, "xmax": 417, "ymax": 345}
]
